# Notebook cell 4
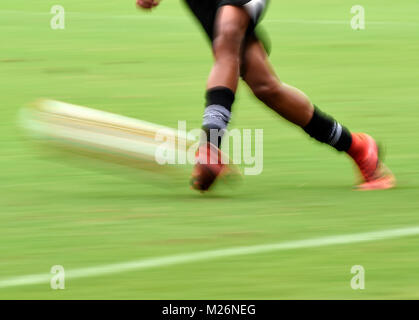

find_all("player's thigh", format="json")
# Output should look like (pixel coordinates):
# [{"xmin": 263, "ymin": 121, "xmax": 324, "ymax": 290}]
[
  {"xmin": 214, "ymin": 5, "xmax": 250, "ymax": 42},
  {"xmin": 183, "ymin": 0, "xmax": 267, "ymax": 48}
]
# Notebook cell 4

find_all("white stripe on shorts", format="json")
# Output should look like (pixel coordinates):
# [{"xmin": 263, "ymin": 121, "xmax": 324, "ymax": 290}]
[{"xmin": 244, "ymin": 0, "xmax": 268, "ymax": 24}]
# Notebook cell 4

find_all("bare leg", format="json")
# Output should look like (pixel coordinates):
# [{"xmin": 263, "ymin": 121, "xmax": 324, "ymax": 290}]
[
  {"xmin": 207, "ymin": 5, "xmax": 250, "ymax": 91},
  {"xmin": 242, "ymin": 37, "xmax": 314, "ymax": 127},
  {"xmin": 241, "ymin": 38, "xmax": 353, "ymax": 152}
]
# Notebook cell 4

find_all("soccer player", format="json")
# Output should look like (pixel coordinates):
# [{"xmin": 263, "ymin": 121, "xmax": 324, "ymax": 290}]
[{"xmin": 136, "ymin": 0, "xmax": 395, "ymax": 191}]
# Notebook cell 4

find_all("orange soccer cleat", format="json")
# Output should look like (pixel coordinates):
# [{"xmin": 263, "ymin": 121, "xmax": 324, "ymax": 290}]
[
  {"xmin": 190, "ymin": 143, "xmax": 236, "ymax": 192},
  {"xmin": 347, "ymin": 133, "xmax": 396, "ymax": 190}
]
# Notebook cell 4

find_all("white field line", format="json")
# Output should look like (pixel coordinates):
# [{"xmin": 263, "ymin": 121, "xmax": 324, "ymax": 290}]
[
  {"xmin": 0, "ymin": 10, "xmax": 418, "ymax": 26},
  {"xmin": 1, "ymin": 226, "xmax": 419, "ymax": 289}
]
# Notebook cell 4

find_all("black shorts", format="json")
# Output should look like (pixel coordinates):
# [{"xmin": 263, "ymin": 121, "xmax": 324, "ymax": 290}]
[{"xmin": 184, "ymin": 0, "xmax": 269, "ymax": 41}]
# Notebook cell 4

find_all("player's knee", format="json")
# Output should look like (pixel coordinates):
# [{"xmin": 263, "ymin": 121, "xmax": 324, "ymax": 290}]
[
  {"xmin": 250, "ymin": 78, "xmax": 281, "ymax": 102},
  {"xmin": 213, "ymin": 23, "xmax": 244, "ymax": 56}
]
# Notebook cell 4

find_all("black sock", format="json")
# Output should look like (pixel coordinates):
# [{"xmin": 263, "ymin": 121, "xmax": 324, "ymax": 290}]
[
  {"xmin": 303, "ymin": 106, "xmax": 352, "ymax": 152},
  {"xmin": 202, "ymin": 87, "xmax": 235, "ymax": 147}
]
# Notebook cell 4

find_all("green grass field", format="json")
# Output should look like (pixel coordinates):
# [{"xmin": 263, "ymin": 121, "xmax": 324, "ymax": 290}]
[{"xmin": 1, "ymin": 0, "xmax": 419, "ymax": 299}]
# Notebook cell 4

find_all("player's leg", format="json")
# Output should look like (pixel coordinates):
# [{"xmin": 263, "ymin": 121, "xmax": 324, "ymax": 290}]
[
  {"xmin": 203, "ymin": 1, "xmax": 268, "ymax": 146},
  {"xmin": 241, "ymin": 38, "xmax": 314, "ymax": 127},
  {"xmin": 207, "ymin": 5, "xmax": 249, "ymax": 91},
  {"xmin": 242, "ymin": 38, "xmax": 353, "ymax": 150},
  {"xmin": 201, "ymin": 5, "xmax": 249, "ymax": 154},
  {"xmin": 241, "ymin": 38, "xmax": 395, "ymax": 189},
  {"xmin": 191, "ymin": 2, "xmax": 256, "ymax": 191}
]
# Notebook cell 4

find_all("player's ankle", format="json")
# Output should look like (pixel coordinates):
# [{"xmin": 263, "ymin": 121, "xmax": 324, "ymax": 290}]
[
  {"xmin": 303, "ymin": 106, "xmax": 352, "ymax": 152},
  {"xmin": 202, "ymin": 86, "xmax": 235, "ymax": 148},
  {"xmin": 347, "ymin": 133, "xmax": 364, "ymax": 158}
]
